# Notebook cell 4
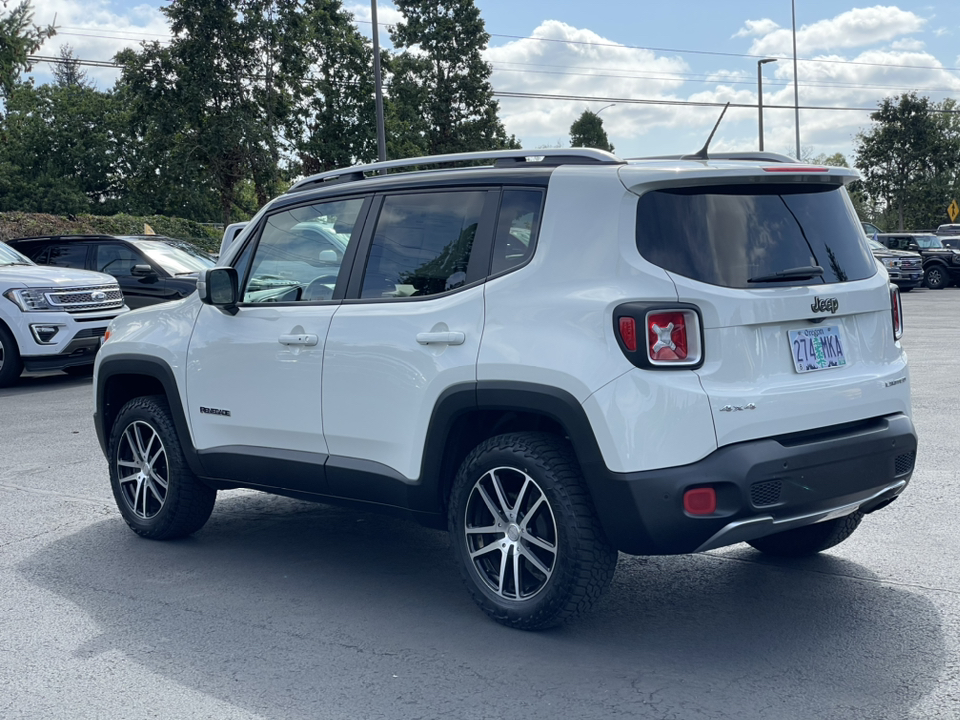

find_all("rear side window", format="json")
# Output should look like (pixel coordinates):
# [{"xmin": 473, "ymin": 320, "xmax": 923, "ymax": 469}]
[
  {"xmin": 45, "ymin": 244, "xmax": 90, "ymax": 269},
  {"xmin": 361, "ymin": 191, "xmax": 485, "ymax": 299},
  {"xmin": 635, "ymin": 184, "xmax": 876, "ymax": 288},
  {"xmin": 490, "ymin": 189, "xmax": 543, "ymax": 275}
]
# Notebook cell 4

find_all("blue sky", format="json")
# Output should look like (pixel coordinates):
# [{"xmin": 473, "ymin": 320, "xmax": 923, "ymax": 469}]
[{"xmin": 32, "ymin": 1, "xmax": 960, "ymax": 165}]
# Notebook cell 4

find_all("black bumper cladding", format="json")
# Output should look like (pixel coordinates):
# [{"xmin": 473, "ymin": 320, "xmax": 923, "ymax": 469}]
[{"xmin": 586, "ymin": 413, "xmax": 917, "ymax": 555}]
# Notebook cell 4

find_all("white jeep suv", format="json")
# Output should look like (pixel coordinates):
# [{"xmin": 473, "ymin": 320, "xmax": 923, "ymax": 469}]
[
  {"xmin": 0, "ymin": 242, "xmax": 125, "ymax": 386},
  {"xmin": 93, "ymin": 149, "xmax": 916, "ymax": 629}
]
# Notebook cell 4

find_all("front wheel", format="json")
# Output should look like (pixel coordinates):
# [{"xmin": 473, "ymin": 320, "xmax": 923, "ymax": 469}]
[
  {"xmin": 924, "ymin": 265, "xmax": 949, "ymax": 290},
  {"xmin": 0, "ymin": 324, "xmax": 23, "ymax": 387},
  {"xmin": 448, "ymin": 432, "xmax": 618, "ymax": 630},
  {"xmin": 108, "ymin": 395, "xmax": 216, "ymax": 539},
  {"xmin": 747, "ymin": 511, "xmax": 863, "ymax": 557}
]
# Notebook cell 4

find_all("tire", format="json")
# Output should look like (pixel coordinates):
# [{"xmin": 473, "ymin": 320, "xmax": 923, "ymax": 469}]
[
  {"xmin": 747, "ymin": 511, "xmax": 864, "ymax": 557},
  {"xmin": 448, "ymin": 432, "xmax": 618, "ymax": 630},
  {"xmin": 924, "ymin": 265, "xmax": 949, "ymax": 290},
  {"xmin": 108, "ymin": 395, "xmax": 216, "ymax": 540},
  {"xmin": 0, "ymin": 324, "xmax": 23, "ymax": 388}
]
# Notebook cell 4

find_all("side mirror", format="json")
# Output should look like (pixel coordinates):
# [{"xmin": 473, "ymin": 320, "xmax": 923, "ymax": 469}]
[
  {"xmin": 131, "ymin": 264, "xmax": 156, "ymax": 277},
  {"xmin": 198, "ymin": 267, "xmax": 239, "ymax": 315},
  {"xmin": 908, "ymin": 243, "xmax": 919, "ymax": 251}
]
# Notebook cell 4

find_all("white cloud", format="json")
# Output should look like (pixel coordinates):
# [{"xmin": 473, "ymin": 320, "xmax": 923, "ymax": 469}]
[
  {"xmin": 740, "ymin": 6, "xmax": 927, "ymax": 56},
  {"xmin": 891, "ymin": 38, "xmax": 926, "ymax": 51},
  {"xmin": 733, "ymin": 19, "xmax": 780, "ymax": 39},
  {"xmin": 344, "ymin": 1, "xmax": 402, "ymax": 46},
  {"xmin": 32, "ymin": 0, "xmax": 170, "ymax": 88}
]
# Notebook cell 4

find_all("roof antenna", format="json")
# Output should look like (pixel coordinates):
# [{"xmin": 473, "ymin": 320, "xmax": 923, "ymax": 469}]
[{"xmin": 683, "ymin": 102, "xmax": 730, "ymax": 161}]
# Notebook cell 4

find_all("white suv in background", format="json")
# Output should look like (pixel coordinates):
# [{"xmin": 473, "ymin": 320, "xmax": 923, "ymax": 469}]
[
  {"xmin": 0, "ymin": 242, "xmax": 126, "ymax": 386},
  {"xmin": 93, "ymin": 148, "xmax": 917, "ymax": 630}
]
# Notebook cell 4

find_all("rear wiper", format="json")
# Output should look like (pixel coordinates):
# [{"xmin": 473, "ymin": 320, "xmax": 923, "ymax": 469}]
[{"xmin": 748, "ymin": 265, "xmax": 824, "ymax": 283}]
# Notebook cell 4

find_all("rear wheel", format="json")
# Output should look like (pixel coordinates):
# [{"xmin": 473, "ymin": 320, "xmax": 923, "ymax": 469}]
[
  {"xmin": 108, "ymin": 395, "xmax": 216, "ymax": 539},
  {"xmin": 747, "ymin": 511, "xmax": 863, "ymax": 557},
  {"xmin": 0, "ymin": 324, "xmax": 23, "ymax": 388},
  {"xmin": 448, "ymin": 432, "xmax": 618, "ymax": 630},
  {"xmin": 924, "ymin": 265, "xmax": 949, "ymax": 290}
]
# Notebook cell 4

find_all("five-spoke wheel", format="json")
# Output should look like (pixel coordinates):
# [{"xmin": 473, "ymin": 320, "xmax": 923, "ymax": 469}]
[{"xmin": 449, "ymin": 432, "xmax": 618, "ymax": 630}]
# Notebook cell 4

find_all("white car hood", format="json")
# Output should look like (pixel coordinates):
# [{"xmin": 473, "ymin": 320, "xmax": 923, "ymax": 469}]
[{"xmin": 0, "ymin": 264, "xmax": 116, "ymax": 288}]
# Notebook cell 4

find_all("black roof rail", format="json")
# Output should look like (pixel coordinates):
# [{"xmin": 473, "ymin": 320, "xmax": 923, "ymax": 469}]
[
  {"xmin": 286, "ymin": 148, "xmax": 625, "ymax": 194},
  {"xmin": 627, "ymin": 151, "xmax": 798, "ymax": 163}
]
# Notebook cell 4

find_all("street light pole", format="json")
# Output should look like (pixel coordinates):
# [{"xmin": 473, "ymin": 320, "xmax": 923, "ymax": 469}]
[
  {"xmin": 791, "ymin": 0, "xmax": 801, "ymax": 159},
  {"xmin": 594, "ymin": 103, "xmax": 616, "ymax": 116},
  {"xmin": 757, "ymin": 58, "xmax": 777, "ymax": 151}
]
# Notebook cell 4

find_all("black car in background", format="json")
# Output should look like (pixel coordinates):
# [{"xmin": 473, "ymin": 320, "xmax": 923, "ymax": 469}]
[
  {"xmin": 875, "ymin": 232, "xmax": 960, "ymax": 290},
  {"xmin": 7, "ymin": 235, "xmax": 215, "ymax": 309},
  {"xmin": 866, "ymin": 237, "xmax": 923, "ymax": 291}
]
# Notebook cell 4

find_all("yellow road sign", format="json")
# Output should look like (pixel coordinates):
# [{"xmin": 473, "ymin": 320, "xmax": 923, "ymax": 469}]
[{"xmin": 949, "ymin": 199, "xmax": 959, "ymax": 223}]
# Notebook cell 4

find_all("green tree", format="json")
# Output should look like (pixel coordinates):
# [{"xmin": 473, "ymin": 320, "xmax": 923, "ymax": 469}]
[
  {"xmin": 388, "ymin": 0, "xmax": 519, "ymax": 157},
  {"xmin": 52, "ymin": 44, "xmax": 90, "ymax": 88},
  {"xmin": 290, "ymin": 0, "xmax": 378, "ymax": 174},
  {"xmin": 569, "ymin": 110, "xmax": 614, "ymax": 152},
  {"xmin": 854, "ymin": 93, "xmax": 959, "ymax": 230},
  {"xmin": 0, "ymin": 0, "xmax": 55, "ymax": 102}
]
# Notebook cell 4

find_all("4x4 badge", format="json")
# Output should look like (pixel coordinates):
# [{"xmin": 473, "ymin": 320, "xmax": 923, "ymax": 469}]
[{"xmin": 811, "ymin": 297, "xmax": 839, "ymax": 314}]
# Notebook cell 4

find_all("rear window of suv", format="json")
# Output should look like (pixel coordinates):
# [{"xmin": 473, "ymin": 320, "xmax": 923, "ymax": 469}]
[{"xmin": 635, "ymin": 184, "xmax": 876, "ymax": 288}]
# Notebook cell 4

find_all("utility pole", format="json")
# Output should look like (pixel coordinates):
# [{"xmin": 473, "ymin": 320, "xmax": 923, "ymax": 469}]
[{"xmin": 371, "ymin": 0, "xmax": 387, "ymax": 163}]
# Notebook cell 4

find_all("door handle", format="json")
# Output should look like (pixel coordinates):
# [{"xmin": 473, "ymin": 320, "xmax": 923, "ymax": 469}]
[
  {"xmin": 278, "ymin": 333, "xmax": 319, "ymax": 346},
  {"xmin": 416, "ymin": 331, "xmax": 465, "ymax": 346}
]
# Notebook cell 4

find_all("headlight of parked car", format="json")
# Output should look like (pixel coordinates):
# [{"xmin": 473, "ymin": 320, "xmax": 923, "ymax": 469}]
[
  {"xmin": 952, "ymin": 253, "xmax": 960, "ymax": 265},
  {"xmin": 881, "ymin": 258, "xmax": 899, "ymax": 269},
  {"xmin": 2, "ymin": 288, "xmax": 54, "ymax": 311}
]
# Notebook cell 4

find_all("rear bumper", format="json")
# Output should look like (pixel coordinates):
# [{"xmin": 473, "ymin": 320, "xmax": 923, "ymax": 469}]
[{"xmin": 583, "ymin": 413, "xmax": 917, "ymax": 555}]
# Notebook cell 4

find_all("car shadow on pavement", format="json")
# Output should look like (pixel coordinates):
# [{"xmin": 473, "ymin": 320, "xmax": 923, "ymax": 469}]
[{"xmin": 18, "ymin": 490, "xmax": 945, "ymax": 720}]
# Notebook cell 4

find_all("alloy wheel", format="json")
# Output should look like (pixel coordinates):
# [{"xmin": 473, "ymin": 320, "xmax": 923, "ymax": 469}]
[
  {"xmin": 463, "ymin": 466, "xmax": 558, "ymax": 600},
  {"xmin": 116, "ymin": 420, "xmax": 169, "ymax": 519}
]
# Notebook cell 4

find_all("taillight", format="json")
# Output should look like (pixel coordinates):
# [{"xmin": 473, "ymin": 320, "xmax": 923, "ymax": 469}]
[
  {"xmin": 614, "ymin": 303, "xmax": 704, "ymax": 369},
  {"xmin": 890, "ymin": 285, "xmax": 903, "ymax": 340}
]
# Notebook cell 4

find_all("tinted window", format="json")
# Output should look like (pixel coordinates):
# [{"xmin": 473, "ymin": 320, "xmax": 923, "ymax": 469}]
[
  {"xmin": 45, "ymin": 245, "xmax": 90, "ymax": 269},
  {"xmin": 242, "ymin": 198, "xmax": 363, "ymax": 303},
  {"xmin": 361, "ymin": 191, "xmax": 484, "ymax": 299},
  {"xmin": 129, "ymin": 240, "xmax": 215, "ymax": 274},
  {"xmin": 95, "ymin": 244, "xmax": 146, "ymax": 275},
  {"xmin": 635, "ymin": 184, "xmax": 876, "ymax": 288},
  {"xmin": 491, "ymin": 190, "xmax": 543, "ymax": 275}
]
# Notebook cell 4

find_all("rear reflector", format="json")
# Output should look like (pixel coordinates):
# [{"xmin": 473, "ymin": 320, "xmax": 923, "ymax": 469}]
[
  {"xmin": 684, "ymin": 487, "xmax": 717, "ymax": 515},
  {"xmin": 618, "ymin": 317, "xmax": 637, "ymax": 352}
]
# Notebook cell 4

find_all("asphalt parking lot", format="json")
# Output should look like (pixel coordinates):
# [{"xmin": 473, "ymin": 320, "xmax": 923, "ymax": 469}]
[{"xmin": 1, "ymin": 288, "xmax": 958, "ymax": 719}]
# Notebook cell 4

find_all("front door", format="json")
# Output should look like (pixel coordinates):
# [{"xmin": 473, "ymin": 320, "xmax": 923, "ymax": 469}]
[{"xmin": 185, "ymin": 196, "xmax": 368, "ymax": 492}]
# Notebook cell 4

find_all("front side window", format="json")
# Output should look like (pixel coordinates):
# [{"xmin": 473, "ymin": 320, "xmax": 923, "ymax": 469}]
[
  {"xmin": 242, "ymin": 198, "xmax": 363, "ymax": 303},
  {"xmin": 129, "ymin": 240, "xmax": 215, "ymax": 275},
  {"xmin": 636, "ymin": 184, "xmax": 876, "ymax": 288},
  {"xmin": 360, "ymin": 191, "xmax": 485, "ymax": 299},
  {"xmin": 96, "ymin": 244, "xmax": 147, "ymax": 275}
]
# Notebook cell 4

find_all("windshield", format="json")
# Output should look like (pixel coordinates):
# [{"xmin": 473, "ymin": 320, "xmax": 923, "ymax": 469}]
[
  {"xmin": 0, "ymin": 242, "xmax": 34, "ymax": 266},
  {"xmin": 867, "ymin": 238, "xmax": 886, "ymax": 251},
  {"xmin": 914, "ymin": 235, "xmax": 943, "ymax": 249},
  {"xmin": 130, "ymin": 239, "xmax": 215, "ymax": 274}
]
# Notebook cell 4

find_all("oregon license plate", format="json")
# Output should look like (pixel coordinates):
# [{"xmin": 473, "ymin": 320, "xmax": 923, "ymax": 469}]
[{"xmin": 789, "ymin": 326, "xmax": 847, "ymax": 373}]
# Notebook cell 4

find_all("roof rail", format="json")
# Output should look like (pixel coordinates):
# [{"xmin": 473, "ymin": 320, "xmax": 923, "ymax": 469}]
[
  {"xmin": 627, "ymin": 151, "xmax": 798, "ymax": 164},
  {"xmin": 286, "ymin": 148, "xmax": 625, "ymax": 194}
]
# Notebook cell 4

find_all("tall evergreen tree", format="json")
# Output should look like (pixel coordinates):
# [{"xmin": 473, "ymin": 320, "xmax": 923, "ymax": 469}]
[
  {"xmin": 0, "ymin": 0, "xmax": 55, "ymax": 103},
  {"xmin": 388, "ymin": 0, "xmax": 519, "ymax": 157},
  {"xmin": 569, "ymin": 110, "xmax": 614, "ymax": 152},
  {"xmin": 52, "ymin": 44, "xmax": 90, "ymax": 88}
]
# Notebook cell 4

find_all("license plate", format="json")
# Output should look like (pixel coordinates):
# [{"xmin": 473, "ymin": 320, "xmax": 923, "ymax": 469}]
[{"xmin": 789, "ymin": 326, "xmax": 847, "ymax": 373}]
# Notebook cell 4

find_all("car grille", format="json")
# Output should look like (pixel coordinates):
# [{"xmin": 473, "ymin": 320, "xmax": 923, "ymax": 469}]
[
  {"xmin": 900, "ymin": 258, "xmax": 922, "ymax": 271},
  {"xmin": 74, "ymin": 327, "xmax": 107, "ymax": 339},
  {"xmin": 46, "ymin": 285, "xmax": 123, "ymax": 313},
  {"xmin": 750, "ymin": 479, "xmax": 783, "ymax": 507},
  {"xmin": 894, "ymin": 451, "xmax": 916, "ymax": 477}
]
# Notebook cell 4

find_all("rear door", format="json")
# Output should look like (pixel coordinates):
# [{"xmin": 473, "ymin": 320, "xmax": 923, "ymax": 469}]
[{"xmin": 633, "ymin": 180, "xmax": 910, "ymax": 447}]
